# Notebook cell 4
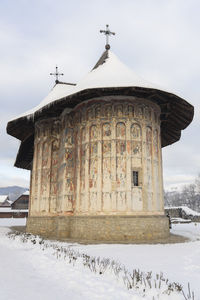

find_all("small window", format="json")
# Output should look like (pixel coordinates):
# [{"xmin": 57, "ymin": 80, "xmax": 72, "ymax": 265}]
[{"xmin": 133, "ymin": 171, "xmax": 139, "ymax": 186}]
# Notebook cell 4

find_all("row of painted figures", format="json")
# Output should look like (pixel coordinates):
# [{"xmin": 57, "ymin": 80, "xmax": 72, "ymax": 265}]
[
  {"xmin": 35, "ymin": 101, "xmax": 160, "ymax": 139},
  {"xmin": 63, "ymin": 102, "xmax": 159, "ymax": 125},
  {"xmin": 34, "ymin": 126, "xmax": 158, "ymax": 172},
  {"xmin": 37, "ymin": 138, "xmax": 158, "ymax": 172},
  {"xmin": 63, "ymin": 123, "xmax": 158, "ymax": 144}
]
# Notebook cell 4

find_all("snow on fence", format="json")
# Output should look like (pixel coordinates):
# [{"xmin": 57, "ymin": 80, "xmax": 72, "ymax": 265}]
[
  {"xmin": 165, "ymin": 206, "xmax": 200, "ymax": 223},
  {"xmin": 0, "ymin": 207, "xmax": 28, "ymax": 218}
]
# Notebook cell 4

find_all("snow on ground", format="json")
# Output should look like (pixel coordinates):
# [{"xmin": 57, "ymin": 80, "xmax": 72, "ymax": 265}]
[
  {"xmin": 0, "ymin": 217, "xmax": 27, "ymax": 226},
  {"xmin": 0, "ymin": 219, "xmax": 200, "ymax": 299},
  {"xmin": 75, "ymin": 223, "xmax": 200, "ymax": 298},
  {"xmin": 0, "ymin": 227, "xmax": 136, "ymax": 300},
  {"xmin": 171, "ymin": 222, "xmax": 200, "ymax": 241}
]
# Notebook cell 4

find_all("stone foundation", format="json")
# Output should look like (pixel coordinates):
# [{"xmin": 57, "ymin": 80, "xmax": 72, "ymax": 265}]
[{"xmin": 26, "ymin": 215, "xmax": 169, "ymax": 241}]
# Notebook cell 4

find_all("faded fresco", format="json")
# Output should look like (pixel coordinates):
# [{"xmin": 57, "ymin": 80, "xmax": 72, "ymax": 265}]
[
  {"xmin": 116, "ymin": 122, "xmax": 126, "ymax": 139},
  {"xmin": 30, "ymin": 98, "xmax": 163, "ymax": 217}
]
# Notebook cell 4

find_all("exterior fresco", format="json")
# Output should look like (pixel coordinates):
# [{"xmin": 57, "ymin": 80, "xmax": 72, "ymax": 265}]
[{"xmin": 30, "ymin": 97, "xmax": 163, "ymax": 217}]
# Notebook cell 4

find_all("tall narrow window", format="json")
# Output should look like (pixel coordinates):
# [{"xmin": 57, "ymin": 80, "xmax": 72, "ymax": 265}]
[{"xmin": 133, "ymin": 171, "xmax": 139, "ymax": 186}]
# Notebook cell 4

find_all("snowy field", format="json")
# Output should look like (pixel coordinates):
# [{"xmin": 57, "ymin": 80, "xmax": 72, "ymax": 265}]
[{"xmin": 0, "ymin": 219, "xmax": 199, "ymax": 299}]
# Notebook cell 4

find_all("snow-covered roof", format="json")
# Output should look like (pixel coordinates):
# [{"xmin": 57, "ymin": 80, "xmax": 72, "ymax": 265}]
[
  {"xmin": 12, "ymin": 83, "xmax": 76, "ymax": 120},
  {"xmin": 76, "ymin": 51, "xmax": 164, "ymax": 91},
  {"xmin": 22, "ymin": 191, "xmax": 29, "ymax": 196},
  {"xmin": 7, "ymin": 48, "xmax": 194, "ymax": 158},
  {"xmin": 0, "ymin": 195, "xmax": 8, "ymax": 203},
  {"xmin": 10, "ymin": 50, "xmax": 166, "ymax": 121},
  {"xmin": 0, "ymin": 207, "xmax": 28, "ymax": 212}
]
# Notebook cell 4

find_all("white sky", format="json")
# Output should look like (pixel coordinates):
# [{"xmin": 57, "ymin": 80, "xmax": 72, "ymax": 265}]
[{"xmin": 0, "ymin": 0, "xmax": 200, "ymax": 190}]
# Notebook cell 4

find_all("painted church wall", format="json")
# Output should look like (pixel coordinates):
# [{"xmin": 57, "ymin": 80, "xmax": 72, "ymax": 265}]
[
  {"xmin": 30, "ymin": 96, "xmax": 164, "ymax": 217},
  {"xmin": 30, "ymin": 118, "xmax": 61, "ymax": 216}
]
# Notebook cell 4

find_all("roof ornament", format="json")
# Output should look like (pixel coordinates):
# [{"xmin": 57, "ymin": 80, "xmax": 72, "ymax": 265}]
[
  {"xmin": 100, "ymin": 24, "xmax": 115, "ymax": 50},
  {"xmin": 50, "ymin": 65, "xmax": 64, "ymax": 84}
]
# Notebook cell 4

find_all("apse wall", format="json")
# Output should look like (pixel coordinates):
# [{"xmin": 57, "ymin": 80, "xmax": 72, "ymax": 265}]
[{"xmin": 29, "ymin": 96, "xmax": 164, "ymax": 217}]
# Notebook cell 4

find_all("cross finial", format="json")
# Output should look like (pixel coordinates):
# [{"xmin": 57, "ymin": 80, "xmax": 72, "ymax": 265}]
[
  {"xmin": 100, "ymin": 24, "xmax": 115, "ymax": 50},
  {"xmin": 50, "ymin": 65, "xmax": 64, "ymax": 84}
]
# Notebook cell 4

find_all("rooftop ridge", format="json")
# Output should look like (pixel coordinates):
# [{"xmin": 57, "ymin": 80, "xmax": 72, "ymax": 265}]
[{"xmin": 92, "ymin": 50, "xmax": 109, "ymax": 70}]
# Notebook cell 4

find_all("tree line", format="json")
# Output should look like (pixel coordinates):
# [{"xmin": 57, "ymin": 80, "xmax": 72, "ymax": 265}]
[{"xmin": 164, "ymin": 174, "xmax": 200, "ymax": 212}]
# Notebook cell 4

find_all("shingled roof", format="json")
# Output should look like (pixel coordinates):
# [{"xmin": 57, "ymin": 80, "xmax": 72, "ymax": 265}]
[{"xmin": 7, "ymin": 49, "xmax": 194, "ymax": 170}]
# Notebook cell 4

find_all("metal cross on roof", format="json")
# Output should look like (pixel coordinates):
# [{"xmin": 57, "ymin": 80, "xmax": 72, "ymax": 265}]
[
  {"xmin": 100, "ymin": 24, "xmax": 115, "ymax": 50},
  {"xmin": 50, "ymin": 65, "xmax": 64, "ymax": 84}
]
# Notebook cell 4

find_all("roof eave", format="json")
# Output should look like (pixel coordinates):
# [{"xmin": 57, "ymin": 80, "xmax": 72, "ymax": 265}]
[{"xmin": 7, "ymin": 86, "xmax": 194, "ymax": 153}]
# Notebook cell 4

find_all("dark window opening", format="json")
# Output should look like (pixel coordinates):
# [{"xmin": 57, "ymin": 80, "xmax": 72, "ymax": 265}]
[{"xmin": 133, "ymin": 171, "xmax": 139, "ymax": 186}]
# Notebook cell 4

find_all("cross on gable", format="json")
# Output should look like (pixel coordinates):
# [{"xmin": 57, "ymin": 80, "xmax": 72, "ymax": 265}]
[
  {"xmin": 100, "ymin": 24, "xmax": 115, "ymax": 50},
  {"xmin": 50, "ymin": 65, "xmax": 64, "ymax": 84}
]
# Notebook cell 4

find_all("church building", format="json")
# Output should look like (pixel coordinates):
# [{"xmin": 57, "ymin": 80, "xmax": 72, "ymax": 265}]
[{"xmin": 7, "ymin": 27, "xmax": 194, "ymax": 240}]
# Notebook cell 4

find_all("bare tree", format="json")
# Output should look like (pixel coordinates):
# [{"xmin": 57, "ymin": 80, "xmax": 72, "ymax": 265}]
[
  {"xmin": 164, "ymin": 174, "xmax": 200, "ymax": 212},
  {"xmin": 195, "ymin": 173, "xmax": 200, "ymax": 194}
]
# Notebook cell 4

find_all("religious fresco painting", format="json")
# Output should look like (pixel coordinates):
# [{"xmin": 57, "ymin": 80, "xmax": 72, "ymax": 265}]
[
  {"xmin": 144, "ymin": 106, "xmax": 151, "ymax": 120},
  {"xmin": 131, "ymin": 123, "xmax": 141, "ymax": 140},
  {"xmin": 42, "ymin": 142, "xmax": 49, "ymax": 168},
  {"xmin": 128, "ymin": 105, "xmax": 134, "ymax": 117},
  {"xmin": 74, "ymin": 111, "xmax": 80, "ymax": 124},
  {"xmin": 91, "ymin": 142, "xmax": 98, "ymax": 156},
  {"xmin": 95, "ymin": 105, "xmax": 101, "ymax": 118},
  {"xmin": 153, "ymin": 129, "xmax": 159, "ymax": 158},
  {"xmin": 90, "ymin": 125, "xmax": 98, "ymax": 140},
  {"xmin": 116, "ymin": 141, "xmax": 126, "ymax": 155},
  {"xmin": 103, "ymin": 158, "xmax": 111, "ymax": 189},
  {"xmin": 102, "ymin": 123, "xmax": 111, "ymax": 138},
  {"xmin": 65, "ymin": 148, "xmax": 74, "ymax": 168},
  {"xmin": 89, "ymin": 157, "xmax": 98, "ymax": 189},
  {"xmin": 41, "ymin": 169, "xmax": 50, "ymax": 194},
  {"xmin": 104, "ymin": 105, "xmax": 112, "ymax": 118},
  {"xmin": 80, "ymin": 142, "xmax": 86, "ymax": 191},
  {"xmin": 51, "ymin": 140, "xmax": 59, "ymax": 165},
  {"xmin": 116, "ymin": 122, "xmax": 126, "ymax": 138},
  {"xmin": 81, "ymin": 127, "xmax": 86, "ymax": 142},
  {"xmin": 131, "ymin": 123, "xmax": 142, "ymax": 158},
  {"xmin": 131, "ymin": 142, "xmax": 141, "ymax": 156},
  {"xmin": 146, "ymin": 126, "xmax": 152, "ymax": 157},
  {"xmin": 115, "ymin": 104, "xmax": 123, "ymax": 117},
  {"xmin": 27, "ymin": 100, "xmax": 166, "ymax": 217},
  {"xmin": 102, "ymin": 141, "xmax": 111, "ymax": 155},
  {"xmin": 87, "ymin": 108, "xmax": 95, "ymax": 120},
  {"xmin": 138, "ymin": 106, "xmax": 143, "ymax": 119},
  {"xmin": 65, "ymin": 128, "xmax": 74, "ymax": 145},
  {"xmin": 116, "ymin": 157, "xmax": 126, "ymax": 189}
]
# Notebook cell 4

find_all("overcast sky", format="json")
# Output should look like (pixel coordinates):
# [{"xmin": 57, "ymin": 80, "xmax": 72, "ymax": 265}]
[{"xmin": 0, "ymin": 0, "xmax": 200, "ymax": 190}]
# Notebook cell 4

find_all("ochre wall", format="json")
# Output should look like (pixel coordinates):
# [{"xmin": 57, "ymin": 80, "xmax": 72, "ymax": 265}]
[{"xmin": 30, "ymin": 96, "xmax": 164, "ymax": 217}]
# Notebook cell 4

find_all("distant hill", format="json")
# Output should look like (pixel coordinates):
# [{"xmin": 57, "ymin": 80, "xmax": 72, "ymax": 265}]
[{"xmin": 0, "ymin": 186, "xmax": 29, "ymax": 202}]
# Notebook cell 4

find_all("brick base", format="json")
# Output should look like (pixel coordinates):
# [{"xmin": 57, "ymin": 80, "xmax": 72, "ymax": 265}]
[{"xmin": 26, "ymin": 215, "xmax": 169, "ymax": 241}]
